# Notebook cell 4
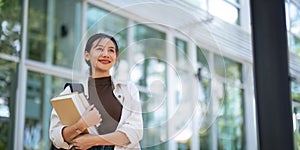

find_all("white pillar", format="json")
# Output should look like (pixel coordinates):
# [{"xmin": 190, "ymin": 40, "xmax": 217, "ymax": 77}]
[
  {"xmin": 14, "ymin": 0, "xmax": 28, "ymax": 149},
  {"xmin": 188, "ymin": 41, "xmax": 200, "ymax": 150},
  {"xmin": 243, "ymin": 64, "xmax": 258, "ymax": 150},
  {"xmin": 166, "ymin": 30, "xmax": 177, "ymax": 150}
]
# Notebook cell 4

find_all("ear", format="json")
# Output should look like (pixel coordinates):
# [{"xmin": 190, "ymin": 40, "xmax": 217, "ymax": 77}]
[{"xmin": 84, "ymin": 51, "xmax": 90, "ymax": 62}]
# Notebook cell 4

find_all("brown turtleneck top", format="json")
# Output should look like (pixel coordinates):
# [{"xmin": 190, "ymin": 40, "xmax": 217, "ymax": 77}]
[{"xmin": 88, "ymin": 76, "xmax": 122, "ymax": 134}]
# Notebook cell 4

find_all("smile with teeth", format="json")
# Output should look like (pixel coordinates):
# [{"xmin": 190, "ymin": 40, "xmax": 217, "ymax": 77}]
[{"xmin": 98, "ymin": 60, "xmax": 111, "ymax": 64}]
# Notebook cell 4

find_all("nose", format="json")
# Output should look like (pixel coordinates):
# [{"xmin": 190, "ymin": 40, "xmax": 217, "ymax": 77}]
[{"xmin": 101, "ymin": 49, "xmax": 109, "ymax": 57}]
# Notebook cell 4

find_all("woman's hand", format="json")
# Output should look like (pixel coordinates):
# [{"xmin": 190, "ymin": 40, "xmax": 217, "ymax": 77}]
[
  {"xmin": 80, "ymin": 105, "xmax": 102, "ymax": 127},
  {"xmin": 62, "ymin": 105, "xmax": 101, "ymax": 143},
  {"xmin": 72, "ymin": 134, "xmax": 97, "ymax": 150}
]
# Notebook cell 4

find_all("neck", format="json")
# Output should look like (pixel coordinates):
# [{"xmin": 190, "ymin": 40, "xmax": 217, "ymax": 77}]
[{"xmin": 92, "ymin": 70, "xmax": 110, "ymax": 78}]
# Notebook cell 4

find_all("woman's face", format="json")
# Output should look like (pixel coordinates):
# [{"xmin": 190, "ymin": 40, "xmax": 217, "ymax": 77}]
[{"xmin": 85, "ymin": 38, "xmax": 117, "ymax": 76}]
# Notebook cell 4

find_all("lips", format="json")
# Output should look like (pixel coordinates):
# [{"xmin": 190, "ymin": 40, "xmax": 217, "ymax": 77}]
[{"xmin": 98, "ymin": 60, "xmax": 111, "ymax": 64}]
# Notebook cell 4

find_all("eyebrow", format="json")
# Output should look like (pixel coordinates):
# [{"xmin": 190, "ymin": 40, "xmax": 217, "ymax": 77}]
[{"xmin": 93, "ymin": 44, "xmax": 115, "ymax": 49}]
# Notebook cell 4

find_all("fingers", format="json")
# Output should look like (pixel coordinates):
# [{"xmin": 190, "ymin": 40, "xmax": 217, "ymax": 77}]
[
  {"xmin": 87, "ymin": 104, "xmax": 94, "ymax": 111},
  {"xmin": 81, "ymin": 105, "xmax": 102, "ymax": 127}
]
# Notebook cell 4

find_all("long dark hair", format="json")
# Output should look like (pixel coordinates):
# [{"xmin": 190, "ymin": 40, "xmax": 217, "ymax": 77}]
[{"xmin": 84, "ymin": 33, "xmax": 120, "ymax": 75}]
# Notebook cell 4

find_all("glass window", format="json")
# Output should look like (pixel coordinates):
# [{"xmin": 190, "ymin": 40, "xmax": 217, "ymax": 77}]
[
  {"xmin": 190, "ymin": 0, "xmax": 240, "ymax": 24},
  {"xmin": 287, "ymin": 2, "xmax": 300, "ymax": 56},
  {"xmin": 199, "ymin": 54, "xmax": 244, "ymax": 149},
  {"xmin": 226, "ymin": 0, "xmax": 239, "ymax": 4},
  {"xmin": 24, "ymin": 71, "xmax": 71, "ymax": 149},
  {"xmin": 130, "ymin": 24, "xmax": 167, "ymax": 149},
  {"xmin": 27, "ymin": 0, "xmax": 82, "ymax": 69},
  {"xmin": 217, "ymin": 85, "xmax": 244, "ymax": 150},
  {"xmin": 292, "ymin": 80, "xmax": 300, "ymax": 102},
  {"xmin": 0, "ymin": 0, "xmax": 22, "ymax": 56},
  {"xmin": 197, "ymin": 47, "xmax": 210, "ymax": 76},
  {"xmin": 174, "ymin": 38, "xmax": 193, "ymax": 149},
  {"xmin": 86, "ymin": 4, "xmax": 127, "ymax": 55},
  {"xmin": 289, "ymin": 2, "xmax": 300, "ymax": 37},
  {"xmin": 289, "ymin": 32, "xmax": 300, "ymax": 56},
  {"xmin": 293, "ymin": 105, "xmax": 300, "ymax": 149},
  {"xmin": 27, "ymin": 0, "xmax": 47, "ymax": 62},
  {"xmin": 208, "ymin": 0, "xmax": 240, "ymax": 25},
  {"xmin": 175, "ymin": 38, "xmax": 188, "ymax": 69},
  {"xmin": 0, "ymin": 59, "xmax": 17, "ymax": 150},
  {"xmin": 198, "ymin": 77, "xmax": 212, "ymax": 150},
  {"xmin": 214, "ymin": 54, "xmax": 242, "ymax": 83}
]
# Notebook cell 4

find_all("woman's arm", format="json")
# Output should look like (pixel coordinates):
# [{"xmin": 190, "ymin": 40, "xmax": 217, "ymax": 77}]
[
  {"xmin": 49, "ymin": 104, "xmax": 101, "ymax": 148},
  {"xmin": 96, "ymin": 131, "xmax": 130, "ymax": 146},
  {"xmin": 62, "ymin": 104, "xmax": 101, "ymax": 143},
  {"xmin": 114, "ymin": 82, "xmax": 143, "ymax": 148},
  {"xmin": 72, "ymin": 131, "xmax": 130, "ymax": 149},
  {"xmin": 61, "ymin": 117, "xmax": 88, "ymax": 143}
]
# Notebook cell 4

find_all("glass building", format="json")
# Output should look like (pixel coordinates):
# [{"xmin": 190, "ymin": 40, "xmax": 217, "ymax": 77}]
[{"xmin": 0, "ymin": 0, "xmax": 299, "ymax": 149}]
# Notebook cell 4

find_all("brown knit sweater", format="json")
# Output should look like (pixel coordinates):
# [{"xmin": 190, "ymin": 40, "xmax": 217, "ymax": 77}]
[{"xmin": 87, "ymin": 76, "xmax": 122, "ymax": 135}]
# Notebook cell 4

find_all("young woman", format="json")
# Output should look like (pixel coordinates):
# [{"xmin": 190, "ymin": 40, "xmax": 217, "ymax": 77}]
[{"xmin": 49, "ymin": 33, "xmax": 143, "ymax": 150}]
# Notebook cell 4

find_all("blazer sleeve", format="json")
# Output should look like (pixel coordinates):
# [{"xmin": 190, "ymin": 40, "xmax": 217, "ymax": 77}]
[
  {"xmin": 49, "ymin": 87, "xmax": 72, "ymax": 149},
  {"xmin": 116, "ymin": 82, "xmax": 143, "ymax": 148}
]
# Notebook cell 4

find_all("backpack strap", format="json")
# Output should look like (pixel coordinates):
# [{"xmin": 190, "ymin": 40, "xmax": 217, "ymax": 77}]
[{"xmin": 64, "ymin": 83, "xmax": 85, "ymax": 93}]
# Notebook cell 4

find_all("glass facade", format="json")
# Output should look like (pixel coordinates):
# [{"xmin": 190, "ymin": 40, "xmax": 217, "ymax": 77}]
[
  {"xmin": 2, "ymin": 0, "xmax": 299, "ymax": 150},
  {"xmin": 27, "ymin": 0, "xmax": 82, "ymax": 69},
  {"xmin": 0, "ymin": 0, "xmax": 22, "ymax": 149},
  {"xmin": 24, "ymin": 71, "xmax": 71, "ymax": 149},
  {"xmin": 86, "ymin": 4, "xmax": 128, "ymax": 53},
  {"xmin": 197, "ymin": 0, "xmax": 241, "ymax": 25},
  {"xmin": 0, "ymin": 0, "xmax": 22, "ymax": 56},
  {"xmin": 287, "ymin": 1, "xmax": 300, "ymax": 149},
  {"xmin": 132, "ymin": 24, "xmax": 168, "ymax": 149},
  {"xmin": 218, "ymin": 85, "xmax": 244, "ymax": 150},
  {"xmin": 197, "ymin": 51, "xmax": 244, "ymax": 150},
  {"xmin": 0, "ymin": 59, "xmax": 17, "ymax": 149},
  {"xmin": 287, "ymin": 1, "xmax": 300, "ymax": 56}
]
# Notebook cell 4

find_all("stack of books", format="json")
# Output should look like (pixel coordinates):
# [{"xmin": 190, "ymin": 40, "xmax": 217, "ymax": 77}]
[{"xmin": 50, "ymin": 92, "xmax": 98, "ymax": 134}]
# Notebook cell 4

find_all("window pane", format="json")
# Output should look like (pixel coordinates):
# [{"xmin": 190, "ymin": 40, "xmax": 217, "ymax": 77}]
[
  {"xmin": 209, "ymin": 0, "xmax": 240, "ymax": 24},
  {"xmin": 86, "ymin": 4, "xmax": 127, "ymax": 54},
  {"xmin": 24, "ymin": 71, "xmax": 71, "ymax": 149},
  {"xmin": 131, "ymin": 24, "xmax": 167, "ymax": 149},
  {"xmin": 0, "ymin": 0, "xmax": 22, "ymax": 56},
  {"xmin": 175, "ymin": 38, "xmax": 188, "ymax": 69},
  {"xmin": 290, "ymin": 2, "xmax": 300, "ymax": 37},
  {"xmin": 214, "ymin": 54, "xmax": 242, "ymax": 83},
  {"xmin": 27, "ymin": 0, "xmax": 82, "ymax": 69},
  {"xmin": 197, "ymin": 47, "xmax": 211, "ymax": 76},
  {"xmin": 134, "ymin": 25, "xmax": 166, "ymax": 41},
  {"xmin": 292, "ymin": 81, "xmax": 300, "ymax": 102},
  {"xmin": 226, "ymin": 0, "xmax": 239, "ymax": 4},
  {"xmin": 293, "ymin": 106, "xmax": 300, "ymax": 149},
  {"xmin": 198, "ymin": 77, "xmax": 212, "ymax": 149},
  {"xmin": 0, "ymin": 59, "xmax": 17, "ymax": 149},
  {"xmin": 290, "ymin": 34, "xmax": 300, "ymax": 56},
  {"xmin": 217, "ymin": 85, "xmax": 244, "ymax": 150},
  {"xmin": 27, "ymin": 0, "xmax": 47, "ymax": 62}
]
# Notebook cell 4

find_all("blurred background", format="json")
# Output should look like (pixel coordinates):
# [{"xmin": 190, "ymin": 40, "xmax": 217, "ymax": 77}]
[{"xmin": 0, "ymin": 0, "xmax": 300, "ymax": 149}]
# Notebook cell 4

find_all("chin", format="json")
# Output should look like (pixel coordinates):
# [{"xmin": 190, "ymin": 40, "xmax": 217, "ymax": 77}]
[{"xmin": 97, "ymin": 67, "xmax": 112, "ymax": 72}]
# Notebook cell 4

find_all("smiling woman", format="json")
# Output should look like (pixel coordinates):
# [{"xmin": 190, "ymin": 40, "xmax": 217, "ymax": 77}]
[
  {"xmin": 49, "ymin": 33, "xmax": 143, "ymax": 150},
  {"xmin": 84, "ymin": 35, "xmax": 118, "ymax": 77}
]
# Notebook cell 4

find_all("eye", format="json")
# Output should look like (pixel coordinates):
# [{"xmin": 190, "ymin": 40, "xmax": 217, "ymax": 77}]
[
  {"xmin": 96, "ymin": 48, "xmax": 103, "ymax": 51},
  {"xmin": 109, "ymin": 49, "xmax": 115, "ymax": 53}
]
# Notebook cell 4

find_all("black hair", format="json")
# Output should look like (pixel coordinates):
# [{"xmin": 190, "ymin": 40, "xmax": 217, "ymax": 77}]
[{"xmin": 84, "ymin": 33, "xmax": 120, "ymax": 75}]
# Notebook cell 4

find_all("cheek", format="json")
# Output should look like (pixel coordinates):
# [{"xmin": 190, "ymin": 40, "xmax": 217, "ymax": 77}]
[
  {"xmin": 111, "ymin": 56, "xmax": 117, "ymax": 63},
  {"xmin": 90, "ymin": 51, "xmax": 100, "ymax": 59}
]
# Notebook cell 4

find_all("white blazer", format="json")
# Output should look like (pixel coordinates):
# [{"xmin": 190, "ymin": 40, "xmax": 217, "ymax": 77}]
[{"xmin": 49, "ymin": 79, "xmax": 143, "ymax": 150}]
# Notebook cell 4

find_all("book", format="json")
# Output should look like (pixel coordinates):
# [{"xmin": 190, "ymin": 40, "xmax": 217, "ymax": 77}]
[{"xmin": 50, "ymin": 92, "xmax": 98, "ymax": 134}]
